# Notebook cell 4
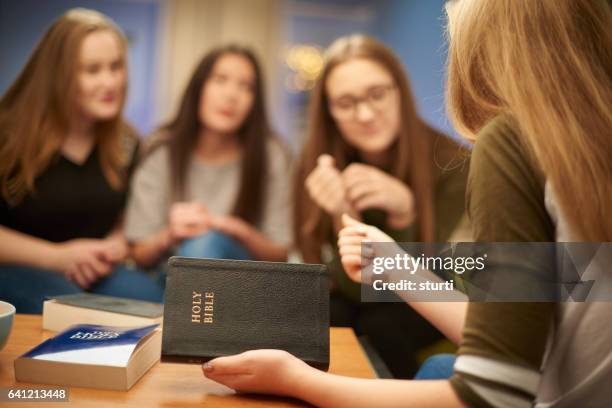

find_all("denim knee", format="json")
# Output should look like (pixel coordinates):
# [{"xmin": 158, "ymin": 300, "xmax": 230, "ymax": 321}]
[
  {"xmin": 0, "ymin": 265, "xmax": 81, "ymax": 314},
  {"xmin": 414, "ymin": 353, "xmax": 456, "ymax": 380},
  {"xmin": 178, "ymin": 230, "xmax": 252, "ymax": 260}
]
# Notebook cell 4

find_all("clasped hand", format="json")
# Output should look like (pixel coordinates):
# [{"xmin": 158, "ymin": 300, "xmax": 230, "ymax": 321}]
[{"xmin": 305, "ymin": 154, "xmax": 415, "ymax": 228}]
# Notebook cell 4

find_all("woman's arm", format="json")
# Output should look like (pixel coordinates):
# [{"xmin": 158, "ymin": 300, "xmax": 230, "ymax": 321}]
[
  {"xmin": 202, "ymin": 349, "xmax": 466, "ymax": 408},
  {"xmin": 0, "ymin": 225, "xmax": 117, "ymax": 287},
  {"xmin": 400, "ymin": 301, "xmax": 466, "ymax": 345},
  {"xmin": 295, "ymin": 371, "xmax": 465, "ymax": 408},
  {"xmin": 102, "ymin": 215, "xmax": 131, "ymax": 263},
  {"xmin": 123, "ymin": 146, "xmax": 174, "ymax": 267},
  {"xmin": 342, "ymin": 163, "xmax": 416, "ymax": 229},
  {"xmin": 236, "ymin": 226, "xmax": 288, "ymax": 262},
  {"xmin": 338, "ymin": 215, "xmax": 467, "ymax": 344},
  {"xmin": 0, "ymin": 225, "xmax": 57, "ymax": 269},
  {"xmin": 130, "ymin": 215, "xmax": 289, "ymax": 265},
  {"xmin": 130, "ymin": 226, "xmax": 172, "ymax": 268},
  {"xmin": 129, "ymin": 202, "xmax": 215, "ymax": 267}
]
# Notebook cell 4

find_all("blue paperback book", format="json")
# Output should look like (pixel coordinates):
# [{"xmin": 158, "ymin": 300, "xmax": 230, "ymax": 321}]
[{"xmin": 14, "ymin": 324, "xmax": 162, "ymax": 390}]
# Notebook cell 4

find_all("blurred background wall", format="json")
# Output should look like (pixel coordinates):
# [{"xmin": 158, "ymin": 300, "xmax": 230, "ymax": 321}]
[{"xmin": 0, "ymin": 0, "xmax": 453, "ymax": 149}]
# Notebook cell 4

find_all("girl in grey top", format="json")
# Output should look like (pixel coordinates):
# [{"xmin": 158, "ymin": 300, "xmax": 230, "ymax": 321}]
[{"xmin": 125, "ymin": 45, "xmax": 292, "ymax": 269}]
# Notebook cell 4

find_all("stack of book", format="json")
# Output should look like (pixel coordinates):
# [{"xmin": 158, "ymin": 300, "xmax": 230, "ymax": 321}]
[{"xmin": 14, "ymin": 293, "xmax": 164, "ymax": 390}]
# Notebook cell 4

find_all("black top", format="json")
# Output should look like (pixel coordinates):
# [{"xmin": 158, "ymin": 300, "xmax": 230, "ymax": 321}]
[{"xmin": 0, "ymin": 140, "xmax": 138, "ymax": 243}]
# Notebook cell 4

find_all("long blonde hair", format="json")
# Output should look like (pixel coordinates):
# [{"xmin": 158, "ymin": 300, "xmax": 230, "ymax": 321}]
[
  {"xmin": 0, "ymin": 8, "xmax": 131, "ymax": 204},
  {"xmin": 447, "ymin": 0, "xmax": 612, "ymax": 241}
]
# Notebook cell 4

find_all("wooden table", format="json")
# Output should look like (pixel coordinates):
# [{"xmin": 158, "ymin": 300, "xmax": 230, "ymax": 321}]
[{"xmin": 0, "ymin": 315, "xmax": 375, "ymax": 407}]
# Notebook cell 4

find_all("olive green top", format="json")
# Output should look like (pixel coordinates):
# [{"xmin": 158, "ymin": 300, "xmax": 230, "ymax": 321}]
[{"xmin": 449, "ymin": 115, "xmax": 557, "ymax": 407}]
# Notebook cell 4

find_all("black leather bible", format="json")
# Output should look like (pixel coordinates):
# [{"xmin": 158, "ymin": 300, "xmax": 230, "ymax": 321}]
[{"xmin": 161, "ymin": 257, "xmax": 330, "ymax": 370}]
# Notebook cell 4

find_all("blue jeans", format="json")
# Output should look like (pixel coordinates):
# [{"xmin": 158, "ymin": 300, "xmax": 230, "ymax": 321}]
[
  {"xmin": 177, "ymin": 230, "xmax": 253, "ymax": 260},
  {"xmin": 414, "ymin": 354, "xmax": 456, "ymax": 380},
  {"xmin": 151, "ymin": 231, "xmax": 253, "ymax": 290},
  {"xmin": 0, "ymin": 264, "xmax": 165, "ymax": 314}
]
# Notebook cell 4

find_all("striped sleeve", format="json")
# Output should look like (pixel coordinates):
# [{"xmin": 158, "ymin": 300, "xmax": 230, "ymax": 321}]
[{"xmin": 450, "ymin": 303, "xmax": 554, "ymax": 407}]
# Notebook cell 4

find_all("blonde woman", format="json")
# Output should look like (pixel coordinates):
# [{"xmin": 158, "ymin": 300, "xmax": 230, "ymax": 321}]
[
  {"xmin": 200, "ymin": 0, "xmax": 612, "ymax": 407},
  {"xmin": 0, "ymin": 9, "xmax": 164, "ymax": 313}
]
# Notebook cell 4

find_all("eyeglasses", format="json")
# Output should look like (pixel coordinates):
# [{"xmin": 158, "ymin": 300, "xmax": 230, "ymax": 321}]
[{"xmin": 328, "ymin": 84, "xmax": 397, "ymax": 121}]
